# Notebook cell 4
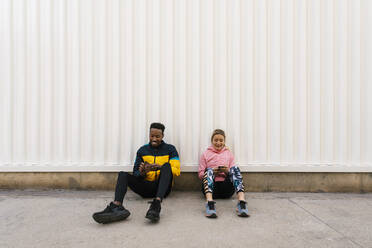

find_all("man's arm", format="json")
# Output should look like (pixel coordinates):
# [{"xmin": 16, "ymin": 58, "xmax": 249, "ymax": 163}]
[
  {"xmin": 169, "ymin": 145, "xmax": 181, "ymax": 177},
  {"xmin": 133, "ymin": 150, "xmax": 144, "ymax": 177}
]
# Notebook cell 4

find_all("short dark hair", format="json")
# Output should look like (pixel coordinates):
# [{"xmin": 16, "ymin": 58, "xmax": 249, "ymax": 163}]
[
  {"xmin": 211, "ymin": 129, "xmax": 225, "ymax": 142},
  {"xmin": 150, "ymin": 122, "xmax": 165, "ymax": 134}
]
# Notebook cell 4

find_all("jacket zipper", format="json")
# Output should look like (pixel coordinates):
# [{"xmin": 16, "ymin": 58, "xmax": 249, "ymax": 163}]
[{"xmin": 153, "ymin": 154, "xmax": 158, "ymax": 180}]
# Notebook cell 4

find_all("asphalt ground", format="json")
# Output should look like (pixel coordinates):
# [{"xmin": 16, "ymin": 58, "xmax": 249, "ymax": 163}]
[{"xmin": 1, "ymin": 190, "xmax": 372, "ymax": 248}]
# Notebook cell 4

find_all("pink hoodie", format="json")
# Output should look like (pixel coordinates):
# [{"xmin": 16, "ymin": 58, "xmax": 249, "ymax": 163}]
[{"xmin": 198, "ymin": 146, "xmax": 236, "ymax": 182}]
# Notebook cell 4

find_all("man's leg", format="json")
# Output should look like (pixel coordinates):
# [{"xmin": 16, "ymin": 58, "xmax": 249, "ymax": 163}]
[
  {"xmin": 145, "ymin": 163, "xmax": 173, "ymax": 221},
  {"xmin": 127, "ymin": 175, "xmax": 157, "ymax": 198},
  {"xmin": 156, "ymin": 163, "xmax": 173, "ymax": 199},
  {"xmin": 114, "ymin": 171, "xmax": 158, "ymax": 202},
  {"xmin": 92, "ymin": 171, "xmax": 132, "ymax": 224},
  {"xmin": 114, "ymin": 171, "xmax": 131, "ymax": 203}
]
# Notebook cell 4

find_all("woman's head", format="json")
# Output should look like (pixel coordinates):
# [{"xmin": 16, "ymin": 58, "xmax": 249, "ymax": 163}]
[{"xmin": 211, "ymin": 129, "xmax": 226, "ymax": 151}]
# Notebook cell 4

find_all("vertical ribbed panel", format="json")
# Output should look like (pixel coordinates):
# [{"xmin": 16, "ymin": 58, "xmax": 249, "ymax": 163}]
[{"xmin": 0, "ymin": 0, "xmax": 371, "ymax": 171}]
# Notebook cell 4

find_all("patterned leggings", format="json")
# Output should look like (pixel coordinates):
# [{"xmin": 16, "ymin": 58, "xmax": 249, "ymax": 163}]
[{"xmin": 202, "ymin": 166, "xmax": 245, "ymax": 195}]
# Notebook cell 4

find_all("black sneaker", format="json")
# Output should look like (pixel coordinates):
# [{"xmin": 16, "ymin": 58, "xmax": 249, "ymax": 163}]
[
  {"xmin": 92, "ymin": 202, "xmax": 130, "ymax": 224},
  {"xmin": 145, "ymin": 199, "xmax": 161, "ymax": 222}
]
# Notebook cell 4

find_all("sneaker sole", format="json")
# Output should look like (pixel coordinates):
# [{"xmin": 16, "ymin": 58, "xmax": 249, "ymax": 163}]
[
  {"xmin": 236, "ymin": 209, "xmax": 250, "ymax": 218},
  {"xmin": 206, "ymin": 213, "xmax": 217, "ymax": 218},
  {"xmin": 92, "ymin": 211, "xmax": 130, "ymax": 224},
  {"xmin": 145, "ymin": 213, "xmax": 160, "ymax": 222}
]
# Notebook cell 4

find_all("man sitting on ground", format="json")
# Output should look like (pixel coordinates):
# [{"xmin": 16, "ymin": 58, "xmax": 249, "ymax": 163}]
[{"xmin": 92, "ymin": 122, "xmax": 180, "ymax": 223}]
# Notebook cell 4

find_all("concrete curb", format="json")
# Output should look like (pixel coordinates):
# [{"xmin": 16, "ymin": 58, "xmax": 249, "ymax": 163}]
[{"xmin": 1, "ymin": 172, "xmax": 372, "ymax": 192}]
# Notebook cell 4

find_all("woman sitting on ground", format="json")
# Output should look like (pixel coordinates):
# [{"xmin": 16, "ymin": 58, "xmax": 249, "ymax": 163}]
[{"xmin": 198, "ymin": 129, "xmax": 249, "ymax": 218}]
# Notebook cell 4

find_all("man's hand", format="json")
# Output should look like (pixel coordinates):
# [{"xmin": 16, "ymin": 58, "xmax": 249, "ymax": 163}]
[
  {"xmin": 139, "ymin": 162, "xmax": 148, "ymax": 176},
  {"xmin": 139, "ymin": 162, "xmax": 160, "ymax": 175},
  {"xmin": 148, "ymin": 163, "xmax": 161, "ymax": 171}
]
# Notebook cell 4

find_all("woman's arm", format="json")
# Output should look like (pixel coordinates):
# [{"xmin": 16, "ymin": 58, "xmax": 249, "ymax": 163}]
[
  {"xmin": 228, "ymin": 150, "xmax": 236, "ymax": 168},
  {"xmin": 198, "ymin": 154, "xmax": 207, "ymax": 180}
]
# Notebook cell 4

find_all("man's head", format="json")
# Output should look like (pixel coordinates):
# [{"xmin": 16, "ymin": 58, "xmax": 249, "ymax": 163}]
[{"xmin": 149, "ymin": 122, "xmax": 165, "ymax": 147}]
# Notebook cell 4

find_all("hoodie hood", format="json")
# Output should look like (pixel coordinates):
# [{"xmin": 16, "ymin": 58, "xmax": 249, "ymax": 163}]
[{"xmin": 207, "ymin": 145, "xmax": 228, "ymax": 153}]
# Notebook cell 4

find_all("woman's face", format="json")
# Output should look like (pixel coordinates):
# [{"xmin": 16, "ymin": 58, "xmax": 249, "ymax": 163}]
[{"xmin": 212, "ymin": 134, "xmax": 225, "ymax": 151}]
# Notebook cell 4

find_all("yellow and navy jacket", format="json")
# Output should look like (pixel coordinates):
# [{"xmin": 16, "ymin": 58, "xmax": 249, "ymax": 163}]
[{"xmin": 133, "ymin": 141, "xmax": 180, "ymax": 181}]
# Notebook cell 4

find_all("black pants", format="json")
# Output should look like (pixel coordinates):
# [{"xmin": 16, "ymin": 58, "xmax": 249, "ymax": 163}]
[
  {"xmin": 201, "ymin": 178, "xmax": 235, "ymax": 199},
  {"xmin": 114, "ymin": 163, "xmax": 173, "ymax": 203}
]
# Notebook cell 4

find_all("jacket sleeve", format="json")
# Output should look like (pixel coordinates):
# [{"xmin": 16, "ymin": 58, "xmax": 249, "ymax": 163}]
[
  {"xmin": 198, "ymin": 153, "xmax": 207, "ymax": 180},
  {"xmin": 228, "ymin": 150, "xmax": 236, "ymax": 168},
  {"xmin": 169, "ymin": 145, "xmax": 181, "ymax": 177},
  {"xmin": 132, "ymin": 149, "xmax": 144, "ymax": 178}
]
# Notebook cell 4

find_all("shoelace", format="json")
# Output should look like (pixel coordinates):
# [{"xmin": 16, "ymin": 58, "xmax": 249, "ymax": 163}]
[
  {"xmin": 110, "ymin": 203, "xmax": 123, "ymax": 211},
  {"xmin": 148, "ymin": 200, "xmax": 161, "ymax": 211},
  {"xmin": 239, "ymin": 201, "xmax": 247, "ymax": 210},
  {"xmin": 207, "ymin": 201, "xmax": 215, "ymax": 210}
]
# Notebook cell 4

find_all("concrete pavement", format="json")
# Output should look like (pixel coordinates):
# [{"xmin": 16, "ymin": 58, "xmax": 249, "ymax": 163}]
[{"xmin": 1, "ymin": 190, "xmax": 372, "ymax": 248}]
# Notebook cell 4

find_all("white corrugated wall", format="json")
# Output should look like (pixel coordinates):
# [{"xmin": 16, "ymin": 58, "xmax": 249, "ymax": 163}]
[{"xmin": 0, "ymin": 0, "xmax": 371, "ymax": 172}]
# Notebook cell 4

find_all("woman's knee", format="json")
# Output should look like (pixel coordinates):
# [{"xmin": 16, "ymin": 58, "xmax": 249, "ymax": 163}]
[
  {"xmin": 229, "ymin": 166, "xmax": 241, "ymax": 174},
  {"xmin": 229, "ymin": 167, "xmax": 245, "ymax": 193},
  {"xmin": 204, "ymin": 168, "xmax": 215, "ymax": 179}
]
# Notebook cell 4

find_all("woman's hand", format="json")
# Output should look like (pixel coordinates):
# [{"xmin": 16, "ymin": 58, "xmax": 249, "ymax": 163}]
[
  {"xmin": 219, "ymin": 166, "xmax": 229, "ymax": 174},
  {"xmin": 212, "ymin": 166, "xmax": 229, "ymax": 175}
]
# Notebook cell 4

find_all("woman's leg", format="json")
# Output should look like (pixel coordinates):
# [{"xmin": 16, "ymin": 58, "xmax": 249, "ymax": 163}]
[
  {"xmin": 202, "ymin": 168, "xmax": 215, "ymax": 201},
  {"xmin": 229, "ymin": 166, "xmax": 249, "ymax": 217},
  {"xmin": 212, "ymin": 179, "xmax": 235, "ymax": 199},
  {"xmin": 202, "ymin": 168, "xmax": 217, "ymax": 218},
  {"xmin": 229, "ymin": 166, "xmax": 245, "ymax": 200}
]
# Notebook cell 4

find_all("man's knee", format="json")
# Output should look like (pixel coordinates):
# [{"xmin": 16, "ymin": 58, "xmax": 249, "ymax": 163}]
[
  {"xmin": 118, "ymin": 171, "xmax": 128, "ymax": 180},
  {"xmin": 160, "ymin": 163, "xmax": 171, "ymax": 172}
]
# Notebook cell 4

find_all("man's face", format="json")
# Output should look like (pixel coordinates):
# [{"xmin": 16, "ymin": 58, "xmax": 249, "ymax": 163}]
[{"xmin": 149, "ymin": 128, "xmax": 163, "ymax": 147}]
